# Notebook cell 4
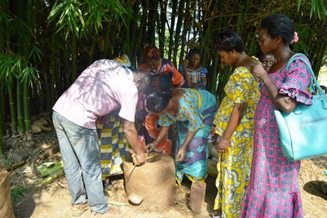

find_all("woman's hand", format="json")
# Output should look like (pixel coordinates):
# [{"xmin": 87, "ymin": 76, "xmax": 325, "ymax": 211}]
[
  {"xmin": 193, "ymin": 83, "xmax": 201, "ymax": 89},
  {"xmin": 183, "ymin": 59, "xmax": 189, "ymax": 67},
  {"xmin": 175, "ymin": 147, "xmax": 186, "ymax": 161},
  {"xmin": 250, "ymin": 63, "xmax": 269, "ymax": 81},
  {"xmin": 217, "ymin": 138, "xmax": 230, "ymax": 153},
  {"xmin": 145, "ymin": 142, "xmax": 157, "ymax": 152}
]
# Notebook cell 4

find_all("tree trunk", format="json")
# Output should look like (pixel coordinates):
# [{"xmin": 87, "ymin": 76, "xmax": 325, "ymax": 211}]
[
  {"xmin": 147, "ymin": 0, "xmax": 158, "ymax": 46},
  {"xmin": 0, "ymin": 87, "xmax": 4, "ymax": 155},
  {"xmin": 130, "ymin": 0, "xmax": 140, "ymax": 66},
  {"xmin": 50, "ymin": 47, "xmax": 57, "ymax": 107},
  {"xmin": 23, "ymin": 82, "xmax": 31, "ymax": 133},
  {"xmin": 88, "ymin": 32, "xmax": 99, "ymax": 66},
  {"xmin": 179, "ymin": 0, "xmax": 190, "ymax": 65},
  {"xmin": 0, "ymin": 0, "xmax": 6, "ymax": 144},
  {"xmin": 71, "ymin": 34, "xmax": 77, "ymax": 81},
  {"xmin": 173, "ymin": 0, "xmax": 186, "ymax": 66},
  {"xmin": 168, "ymin": 0, "xmax": 178, "ymax": 61},
  {"xmin": 8, "ymin": 84, "xmax": 18, "ymax": 135},
  {"xmin": 158, "ymin": 0, "xmax": 167, "ymax": 56},
  {"xmin": 16, "ymin": 81, "xmax": 25, "ymax": 134}
]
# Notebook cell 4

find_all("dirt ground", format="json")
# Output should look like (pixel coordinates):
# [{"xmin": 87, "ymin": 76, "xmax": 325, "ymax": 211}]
[{"xmin": 1, "ymin": 125, "xmax": 327, "ymax": 218}]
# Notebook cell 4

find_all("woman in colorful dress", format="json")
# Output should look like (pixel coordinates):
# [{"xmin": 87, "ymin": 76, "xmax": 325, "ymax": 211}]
[
  {"xmin": 97, "ymin": 110, "xmax": 129, "ymax": 190},
  {"xmin": 145, "ymin": 88, "xmax": 217, "ymax": 185},
  {"xmin": 137, "ymin": 45, "xmax": 185, "ymax": 155},
  {"xmin": 179, "ymin": 48, "xmax": 208, "ymax": 90},
  {"xmin": 97, "ymin": 54, "xmax": 146, "ymax": 190},
  {"xmin": 240, "ymin": 13, "xmax": 311, "ymax": 218},
  {"xmin": 211, "ymin": 29, "xmax": 260, "ymax": 218}
]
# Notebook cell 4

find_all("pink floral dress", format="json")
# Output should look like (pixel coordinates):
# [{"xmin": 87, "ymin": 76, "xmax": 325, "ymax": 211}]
[{"xmin": 240, "ymin": 54, "xmax": 312, "ymax": 218}]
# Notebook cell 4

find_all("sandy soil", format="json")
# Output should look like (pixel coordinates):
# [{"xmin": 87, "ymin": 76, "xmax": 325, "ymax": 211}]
[{"xmin": 1, "ymin": 130, "xmax": 327, "ymax": 218}]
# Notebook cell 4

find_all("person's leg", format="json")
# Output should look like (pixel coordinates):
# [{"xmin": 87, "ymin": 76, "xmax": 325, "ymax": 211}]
[
  {"xmin": 53, "ymin": 112, "xmax": 109, "ymax": 213},
  {"xmin": 53, "ymin": 112, "xmax": 87, "ymax": 205},
  {"xmin": 74, "ymin": 128, "xmax": 108, "ymax": 213}
]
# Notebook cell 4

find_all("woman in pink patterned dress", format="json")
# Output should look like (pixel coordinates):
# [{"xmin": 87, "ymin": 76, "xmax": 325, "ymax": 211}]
[{"xmin": 240, "ymin": 13, "xmax": 312, "ymax": 218}]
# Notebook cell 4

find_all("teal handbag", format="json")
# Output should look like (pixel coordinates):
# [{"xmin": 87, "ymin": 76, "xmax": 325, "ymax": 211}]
[{"xmin": 274, "ymin": 53, "xmax": 327, "ymax": 161}]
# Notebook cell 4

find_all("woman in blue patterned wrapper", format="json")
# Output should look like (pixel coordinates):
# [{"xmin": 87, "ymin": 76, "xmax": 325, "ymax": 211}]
[{"xmin": 145, "ymin": 88, "xmax": 217, "ymax": 186}]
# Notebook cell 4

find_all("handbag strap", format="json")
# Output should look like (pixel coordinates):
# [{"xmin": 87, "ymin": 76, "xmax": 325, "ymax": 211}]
[{"xmin": 286, "ymin": 53, "xmax": 325, "ymax": 95}]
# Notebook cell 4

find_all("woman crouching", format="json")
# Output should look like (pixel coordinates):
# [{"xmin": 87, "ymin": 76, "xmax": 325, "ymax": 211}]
[{"xmin": 145, "ymin": 88, "xmax": 217, "ymax": 185}]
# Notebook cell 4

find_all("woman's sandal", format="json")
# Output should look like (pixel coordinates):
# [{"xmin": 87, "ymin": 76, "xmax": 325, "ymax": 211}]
[
  {"xmin": 211, "ymin": 210, "xmax": 222, "ymax": 218},
  {"xmin": 103, "ymin": 179, "xmax": 114, "ymax": 190}
]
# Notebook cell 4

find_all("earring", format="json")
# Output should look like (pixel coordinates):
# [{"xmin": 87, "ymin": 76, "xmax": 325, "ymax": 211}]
[{"xmin": 277, "ymin": 41, "xmax": 280, "ymax": 44}]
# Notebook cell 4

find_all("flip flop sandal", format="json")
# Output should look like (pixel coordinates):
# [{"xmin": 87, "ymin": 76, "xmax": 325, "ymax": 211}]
[
  {"xmin": 211, "ymin": 211, "xmax": 222, "ymax": 218},
  {"xmin": 103, "ymin": 180, "xmax": 114, "ymax": 190}
]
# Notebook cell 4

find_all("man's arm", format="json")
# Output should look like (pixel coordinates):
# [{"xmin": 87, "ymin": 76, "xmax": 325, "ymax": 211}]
[{"xmin": 123, "ymin": 119, "xmax": 145, "ymax": 165}]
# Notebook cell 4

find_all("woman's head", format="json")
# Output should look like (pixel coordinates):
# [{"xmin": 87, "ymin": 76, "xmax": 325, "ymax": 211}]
[
  {"xmin": 213, "ymin": 29, "xmax": 244, "ymax": 53},
  {"xmin": 142, "ymin": 45, "xmax": 161, "ymax": 72},
  {"xmin": 188, "ymin": 48, "xmax": 201, "ymax": 67},
  {"xmin": 146, "ymin": 89, "xmax": 172, "ymax": 114},
  {"xmin": 258, "ymin": 13, "xmax": 298, "ymax": 54},
  {"xmin": 260, "ymin": 13, "xmax": 296, "ymax": 46},
  {"xmin": 213, "ymin": 29, "xmax": 244, "ymax": 66}
]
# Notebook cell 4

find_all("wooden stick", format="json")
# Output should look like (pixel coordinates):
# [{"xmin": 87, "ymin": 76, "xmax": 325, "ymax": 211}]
[{"xmin": 6, "ymin": 161, "xmax": 26, "ymax": 172}]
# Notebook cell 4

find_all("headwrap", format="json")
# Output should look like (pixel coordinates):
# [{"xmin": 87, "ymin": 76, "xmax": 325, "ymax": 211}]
[
  {"xmin": 142, "ymin": 45, "xmax": 161, "ymax": 61},
  {"xmin": 290, "ymin": 31, "xmax": 299, "ymax": 44},
  {"xmin": 114, "ymin": 54, "xmax": 131, "ymax": 67}
]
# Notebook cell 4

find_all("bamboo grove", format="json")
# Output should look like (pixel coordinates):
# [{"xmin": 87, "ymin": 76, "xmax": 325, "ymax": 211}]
[{"xmin": 0, "ymin": 0, "xmax": 327, "ymax": 155}]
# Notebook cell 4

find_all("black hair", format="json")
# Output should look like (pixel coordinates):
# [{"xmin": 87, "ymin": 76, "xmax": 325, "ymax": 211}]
[
  {"xmin": 213, "ymin": 29, "xmax": 244, "ymax": 53},
  {"xmin": 146, "ymin": 89, "xmax": 172, "ymax": 113},
  {"xmin": 131, "ymin": 69, "xmax": 148, "ymax": 78},
  {"xmin": 256, "ymin": 44, "xmax": 265, "ymax": 60},
  {"xmin": 145, "ymin": 72, "xmax": 172, "ymax": 95},
  {"xmin": 260, "ymin": 13, "xmax": 296, "ymax": 45},
  {"xmin": 188, "ymin": 48, "xmax": 201, "ymax": 59}
]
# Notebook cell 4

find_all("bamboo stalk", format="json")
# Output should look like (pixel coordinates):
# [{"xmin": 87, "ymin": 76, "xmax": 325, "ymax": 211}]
[
  {"xmin": 6, "ymin": 161, "xmax": 26, "ymax": 172},
  {"xmin": 87, "ymin": 32, "xmax": 98, "ymax": 66},
  {"xmin": 173, "ymin": 0, "xmax": 186, "ymax": 66},
  {"xmin": 71, "ymin": 34, "xmax": 77, "ymax": 81},
  {"xmin": 0, "ymin": 87, "xmax": 3, "ymax": 155},
  {"xmin": 16, "ymin": 73, "xmax": 25, "ymax": 135},
  {"xmin": 8, "ymin": 84, "xmax": 18, "ymax": 135},
  {"xmin": 167, "ymin": 0, "xmax": 178, "ymax": 61},
  {"xmin": 23, "ymin": 82, "xmax": 31, "ymax": 133}
]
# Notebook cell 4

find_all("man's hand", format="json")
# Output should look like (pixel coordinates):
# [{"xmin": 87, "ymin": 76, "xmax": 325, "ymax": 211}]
[{"xmin": 132, "ymin": 152, "xmax": 146, "ymax": 166}]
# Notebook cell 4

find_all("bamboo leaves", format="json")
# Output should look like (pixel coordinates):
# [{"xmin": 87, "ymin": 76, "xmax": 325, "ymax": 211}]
[
  {"xmin": 298, "ymin": 0, "xmax": 327, "ymax": 20},
  {"xmin": 48, "ymin": 0, "xmax": 84, "ymax": 39},
  {"xmin": 0, "ymin": 54, "xmax": 38, "ymax": 134}
]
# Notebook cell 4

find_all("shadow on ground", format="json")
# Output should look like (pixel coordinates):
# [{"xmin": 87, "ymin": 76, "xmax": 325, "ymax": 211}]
[{"xmin": 303, "ymin": 180, "xmax": 327, "ymax": 201}]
